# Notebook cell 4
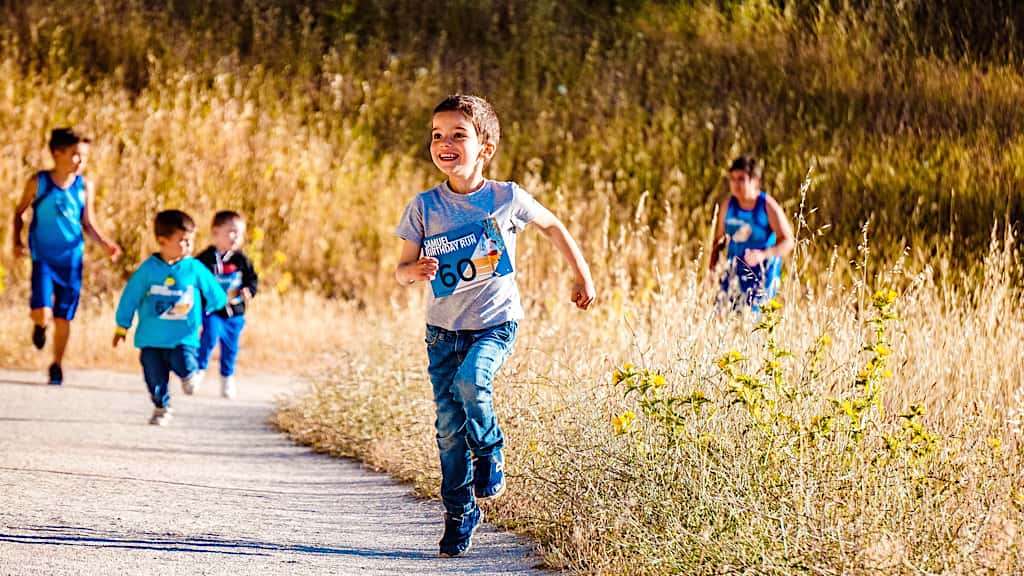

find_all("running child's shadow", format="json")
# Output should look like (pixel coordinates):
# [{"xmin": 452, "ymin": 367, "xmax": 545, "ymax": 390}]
[{"xmin": 0, "ymin": 524, "xmax": 434, "ymax": 560}]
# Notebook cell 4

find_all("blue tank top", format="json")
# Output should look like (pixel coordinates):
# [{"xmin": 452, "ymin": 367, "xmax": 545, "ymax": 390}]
[
  {"xmin": 29, "ymin": 171, "xmax": 86, "ymax": 267},
  {"xmin": 722, "ymin": 192, "xmax": 781, "ymax": 303}
]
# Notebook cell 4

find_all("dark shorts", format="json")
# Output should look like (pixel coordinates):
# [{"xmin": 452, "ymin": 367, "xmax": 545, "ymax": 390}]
[{"xmin": 31, "ymin": 260, "xmax": 83, "ymax": 320}]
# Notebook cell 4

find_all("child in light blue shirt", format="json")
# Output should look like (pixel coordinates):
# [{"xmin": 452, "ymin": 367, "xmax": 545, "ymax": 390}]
[
  {"xmin": 113, "ymin": 210, "xmax": 227, "ymax": 426},
  {"xmin": 395, "ymin": 94, "xmax": 596, "ymax": 558}
]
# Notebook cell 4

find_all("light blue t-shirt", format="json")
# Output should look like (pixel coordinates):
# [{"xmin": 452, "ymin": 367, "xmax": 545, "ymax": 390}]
[
  {"xmin": 115, "ymin": 255, "xmax": 228, "ymax": 349},
  {"xmin": 395, "ymin": 179, "xmax": 550, "ymax": 331}
]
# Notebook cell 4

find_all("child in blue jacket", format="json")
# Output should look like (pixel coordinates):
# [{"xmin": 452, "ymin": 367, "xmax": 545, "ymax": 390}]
[{"xmin": 113, "ymin": 210, "xmax": 227, "ymax": 425}]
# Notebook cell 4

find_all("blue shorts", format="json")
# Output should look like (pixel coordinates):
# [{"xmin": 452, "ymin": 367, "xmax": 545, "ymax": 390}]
[{"xmin": 31, "ymin": 260, "xmax": 83, "ymax": 320}]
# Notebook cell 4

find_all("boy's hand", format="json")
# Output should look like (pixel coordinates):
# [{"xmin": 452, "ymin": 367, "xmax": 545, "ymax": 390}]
[
  {"xmin": 404, "ymin": 257, "xmax": 439, "ymax": 284},
  {"xmin": 241, "ymin": 287, "xmax": 253, "ymax": 302},
  {"xmin": 571, "ymin": 277, "xmax": 596, "ymax": 310},
  {"xmin": 743, "ymin": 249, "xmax": 768, "ymax": 267},
  {"xmin": 112, "ymin": 333, "xmax": 125, "ymax": 347},
  {"xmin": 106, "ymin": 243, "xmax": 123, "ymax": 261}
]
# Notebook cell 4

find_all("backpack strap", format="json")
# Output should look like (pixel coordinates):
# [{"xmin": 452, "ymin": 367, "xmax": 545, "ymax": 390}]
[{"xmin": 31, "ymin": 171, "xmax": 52, "ymax": 210}]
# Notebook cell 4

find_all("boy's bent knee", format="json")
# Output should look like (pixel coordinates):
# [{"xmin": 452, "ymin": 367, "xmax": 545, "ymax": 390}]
[{"xmin": 454, "ymin": 372, "xmax": 495, "ymax": 404}]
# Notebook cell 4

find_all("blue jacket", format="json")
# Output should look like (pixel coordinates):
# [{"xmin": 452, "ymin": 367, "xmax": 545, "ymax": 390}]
[{"xmin": 116, "ymin": 255, "xmax": 227, "ymax": 349}]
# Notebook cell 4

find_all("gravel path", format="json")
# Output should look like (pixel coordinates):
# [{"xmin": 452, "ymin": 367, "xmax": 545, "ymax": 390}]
[{"xmin": 0, "ymin": 368, "xmax": 545, "ymax": 575}]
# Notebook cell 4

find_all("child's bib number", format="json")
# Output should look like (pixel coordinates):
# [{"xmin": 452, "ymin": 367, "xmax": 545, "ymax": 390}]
[{"xmin": 424, "ymin": 218, "xmax": 513, "ymax": 298}]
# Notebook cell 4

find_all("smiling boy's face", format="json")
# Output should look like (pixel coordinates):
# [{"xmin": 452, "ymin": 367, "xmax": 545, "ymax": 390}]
[{"xmin": 430, "ymin": 110, "xmax": 495, "ymax": 181}]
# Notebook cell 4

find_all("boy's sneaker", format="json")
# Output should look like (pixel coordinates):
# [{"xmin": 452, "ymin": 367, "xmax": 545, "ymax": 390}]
[
  {"xmin": 182, "ymin": 370, "xmax": 203, "ymax": 395},
  {"xmin": 438, "ymin": 505, "xmax": 482, "ymax": 558},
  {"xmin": 48, "ymin": 363, "xmax": 63, "ymax": 386},
  {"xmin": 32, "ymin": 325, "xmax": 46, "ymax": 350},
  {"xmin": 221, "ymin": 375, "xmax": 236, "ymax": 399},
  {"xmin": 473, "ymin": 452, "xmax": 506, "ymax": 500},
  {"xmin": 149, "ymin": 406, "xmax": 173, "ymax": 426}
]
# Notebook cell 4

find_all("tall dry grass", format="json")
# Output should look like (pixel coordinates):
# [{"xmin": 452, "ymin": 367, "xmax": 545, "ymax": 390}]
[
  {"xmin": 275, "ymin": 225, "xmax": 1024, "ymax": 574},
  {"xmin": 1, "ymin": 1, "xmax": 1023, "ymax": 572}
]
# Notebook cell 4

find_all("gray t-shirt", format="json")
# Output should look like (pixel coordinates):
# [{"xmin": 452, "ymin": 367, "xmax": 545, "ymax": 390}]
[{"xmin": 396, "ymin": 179, "xmax": 550, "ymax": 331}]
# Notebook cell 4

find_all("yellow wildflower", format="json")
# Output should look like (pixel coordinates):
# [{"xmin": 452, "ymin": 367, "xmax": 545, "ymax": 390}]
[
  {"xmin": 875, "ymin": 344, "xmax": 891, "ymax": 357},
  {"xmin": 612, "ymin": 411, "xmax": 636, "ymax": 435},
  {"xmin": 766, "ymin": 299, "xmax": 783, "ymax": 311},
  {"xmin": 820, "ymin": 335, "xmax": 832, "ymax": 346},
  {"xmin": 651, "ymin": 374, "xmax": 666, "ymax": 387}
]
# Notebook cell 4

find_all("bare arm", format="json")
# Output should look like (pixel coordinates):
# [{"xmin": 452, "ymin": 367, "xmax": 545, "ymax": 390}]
[
  {"xmin": 708, "ymin": 198, "xmax": 728, "ymax": 271},
  {"xmin": 394, "ymin": 239, "xmax": 438, "ymax": 285},
  {"xmin": 12, "ymin": 177, "xmax": 36, "ymax": 258},
  {"xmin": 764, "ymin": 195, "xmax": 795, "ymax": 258},
  {"xmin": 81, "ymin": 178, "xmax": 122, "ymax": 260},
  {"xmin": 528, "ymin": 210, "xmax": 595, "ymax": 310}
]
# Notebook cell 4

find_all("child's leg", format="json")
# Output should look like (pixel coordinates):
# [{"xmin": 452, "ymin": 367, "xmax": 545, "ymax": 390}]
[
  {"xmin": 139, "ymin": 348, "xmax": 172, "ymax": 408},
  {"xmin": 29, "ymin": 261, "xmax": 53, "ymax": 333},
  {"xmin": 217, "ymin": 315, "xmax": 246, "ymax": 377},
  {"xmin": 426, "ymin": 325, "xmax": 475, "ymax": 517},
  {"xmin": 197, "ymin": 313, "xmax": 220, "ymax": 371},
  {"xmin": 52, "ymin": 319, "xmax": 70, "ymax": 365},
  {"xmin": 453, "ymin": 321, "xmax": 518, "ymax": 458},
  {"xmin": 169, "ymin": 345, "xmax": 200, "ymax": 381}
]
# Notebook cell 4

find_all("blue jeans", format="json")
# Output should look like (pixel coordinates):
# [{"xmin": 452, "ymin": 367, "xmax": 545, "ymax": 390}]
[
  {"xmin": 198, "ymin": 314, "xmax": 246, "ymax": 376},
  {"xmin": 426, "ymin": 320, "xmax": 518, "ymax": 516},
  {"xmin": 140, "ymin": 346, "xmax": 198, "ymax": 408}
]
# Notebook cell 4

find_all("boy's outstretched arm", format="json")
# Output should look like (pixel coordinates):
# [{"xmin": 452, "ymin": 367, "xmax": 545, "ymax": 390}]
[
  {"xmin": 113, "ymin": 272, "xmax": 146, "ymax": 347},
  {"xmin": 529, "ymin": 211, "xmax": 595, "ymax": 310},
  {"xmin": 395, "ymin": 239, "xmax": 438, "ymax": 285},
  {"xmin": 12, "ymin": 177, "xmax": 35, "ymax": 258},
  {"xmin": 81, "ymin": 179, "xmax": 122, "ymax": 260}
]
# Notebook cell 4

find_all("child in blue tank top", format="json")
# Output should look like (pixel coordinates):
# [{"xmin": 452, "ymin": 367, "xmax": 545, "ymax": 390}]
[
  {"xmin": 709, "ymin": 156, "xmax": 794, "ymax": 309},
  {"xmin": 12, "ymin": 128, "xmax": 122, "ymax": 385}
]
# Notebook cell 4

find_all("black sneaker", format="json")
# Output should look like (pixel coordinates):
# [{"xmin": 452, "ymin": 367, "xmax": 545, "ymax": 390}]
[
  {"xmin": 473, "ymin": 452, "xmax": 506, "ymax": 500},
  {"xmin": 438, "ymin": 505, "xmax": 482, "ymax": 558},
  {"xmin": 32, "ymin": 325, "xmax": 46, "ymax": 350},
  {"xmin": 48, "ymin": 363, "xmax": 63, "ymax": 386}
]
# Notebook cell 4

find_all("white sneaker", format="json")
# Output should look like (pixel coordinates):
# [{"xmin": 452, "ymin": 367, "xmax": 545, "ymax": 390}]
[
  {"xmin": 221, "ymin": 375, "xmax": 236, "ymax": 399},
  {"xmin": 182, "ymin": 370, "xmax": 204, "ymax": 395},
  {"xmin": 149, "ymin": 406, "xmax": 173, "ymax": 426}
]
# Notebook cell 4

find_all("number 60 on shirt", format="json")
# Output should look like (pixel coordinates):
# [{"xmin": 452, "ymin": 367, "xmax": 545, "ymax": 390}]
[{"xmin": 423, "ymin": 218, "xmax": 513, "ymax": 298}]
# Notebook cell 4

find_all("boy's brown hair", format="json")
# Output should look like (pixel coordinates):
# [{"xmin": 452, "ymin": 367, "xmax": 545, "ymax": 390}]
[
  {"xmin": 212, "ymin": 210, "xmax": 244, "ymax": 228},
  {"xmin": 729, "ymin": 155, "xmax": 763, "ymax": 180},
  {"xmin": 49, "ymin": 127, "xmax": 91, "ymax": 152},
  {"xmin": 154, "ymin": 210, "xmax": 196, "ymax": 238},
  {"xmin": 433, "ymin": 94, "xmax": 501, "ymax": 148}
]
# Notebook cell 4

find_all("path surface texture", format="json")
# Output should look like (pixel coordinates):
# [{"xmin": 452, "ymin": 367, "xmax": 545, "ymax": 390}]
[{"xmin": 0, "ymin": 369, "xmax": 544, "ymax": 576}]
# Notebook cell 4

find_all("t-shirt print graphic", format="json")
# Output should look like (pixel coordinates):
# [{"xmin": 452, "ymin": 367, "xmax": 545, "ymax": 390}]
[
  {"xmin": 150, "ymin": 283, "xmax": 195, "ymax": 320},
  {"xmin": 423, "ymin": 218, "xmax": 513, "ymax": 298}
]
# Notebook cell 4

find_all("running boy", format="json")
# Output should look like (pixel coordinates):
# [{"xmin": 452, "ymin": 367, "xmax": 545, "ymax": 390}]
[
  {"xmin": 709, "ymin": 155, "xmax": 794, "ymax": 309},
  {"xmin": 395, "ymin": 94, "xmax": 595, "ymax": 557},
  {"xmin": 12, "ymin": 127, "xmax": 122, "ymax": 385},
  {"xmin": 113, "ymin": 210, "xmax": 227, "ymax": 426},
  {"xmin": 195, "ymin": 210, "xmax": 259, "ymax": 399}
]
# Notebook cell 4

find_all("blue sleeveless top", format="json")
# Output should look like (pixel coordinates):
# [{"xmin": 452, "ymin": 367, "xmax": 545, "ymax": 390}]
[
  {"xmin": 29, "ymin": 171, "xmax": 86, "ymax": 267},
  {"xmin": 721, "ymin": 192, "xmax": 781, "ymax": 304}
]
